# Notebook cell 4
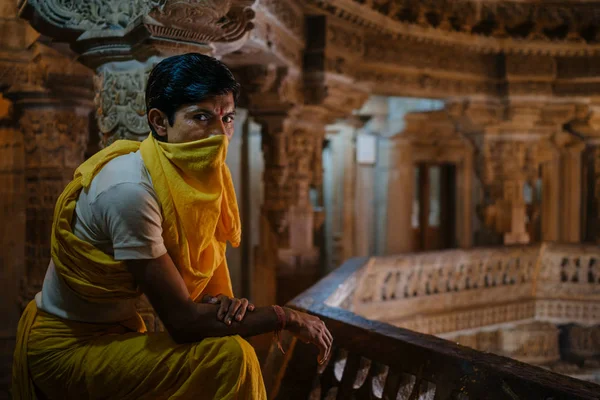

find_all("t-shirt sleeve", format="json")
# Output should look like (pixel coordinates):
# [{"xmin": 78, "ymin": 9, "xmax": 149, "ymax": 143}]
[{"xmin": 91, "ymin": 182, "xmax": 167, "ymax": 261}]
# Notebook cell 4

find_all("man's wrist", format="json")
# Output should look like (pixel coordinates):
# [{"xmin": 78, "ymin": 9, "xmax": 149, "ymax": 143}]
[{"xmin": 282, "ymin": 307, "xmax": 299, "ymax": 332}]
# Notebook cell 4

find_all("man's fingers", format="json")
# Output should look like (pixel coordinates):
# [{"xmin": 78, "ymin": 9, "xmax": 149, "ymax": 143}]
[
  {"xmin": 217, "ymin": 297, "xmax": 230, "ymax": 321},
  {"xmin": 248, "ymin": 302, "xmax": 255, "ymax": 312},
  {"xmin": 233, "ymin": 298, "xmax": 249, "ymax": 321},
  {"xmin": 224, "ymin": 298, "xmax": 242, "ymax": 325},
  {"xmin": 316, "ymin": 336, "xmax": 329, "ymax": 364},
  {"xmin": 324, "ymin": 326, "xmax": 333, "ymax": 346}
]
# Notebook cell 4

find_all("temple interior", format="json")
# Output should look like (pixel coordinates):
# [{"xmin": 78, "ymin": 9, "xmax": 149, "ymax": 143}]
[{"xmin": 1, "ymin": 0, "xmax": 600, "ymax": 398}]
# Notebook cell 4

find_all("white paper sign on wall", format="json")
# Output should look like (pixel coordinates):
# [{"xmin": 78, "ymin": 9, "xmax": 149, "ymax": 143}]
[{"xmin": 356, "ymin": 134, "xmax": 377, "ymax": 165}]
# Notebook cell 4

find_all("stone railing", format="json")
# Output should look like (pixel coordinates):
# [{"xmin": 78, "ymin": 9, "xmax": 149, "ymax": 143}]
[
  {"xmin": 263, "ymin": 245, "xmax": 600, "ymax": 399},
  {"xmin": 330, "ymin": 243, "xmax": 600, "ymax": 335}
]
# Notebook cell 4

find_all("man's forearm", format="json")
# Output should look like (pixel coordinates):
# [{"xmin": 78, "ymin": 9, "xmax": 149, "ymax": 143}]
[{"xmin": 171, "ymin": 303, "xmax": 283, "ymax": 343}]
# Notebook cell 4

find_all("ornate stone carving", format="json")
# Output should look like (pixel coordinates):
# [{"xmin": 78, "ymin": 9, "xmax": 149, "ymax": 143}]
[
  {"xmin": 327, "ymin": 21, "xmax": 364, "ymax": 59},
  {"xmin": 18, "ymin": 107, "xmax": 89, "ymax": 307},
  {"xmin": 259, "ymin": 0, "xmax": 303, "ymax": 39},
  {"xmin": 450, "ymin": 322, "xmax": 561, "ymax": 365},
  {"xmin": 336, "ymin": 243, "xmax": 600, "ymax": 338},
  {"xmin": 363, "ymin": 38, "xmax": 498, "ymax": 79},
  {"xmin": 256, "ymin": 116, "xmax": 291, "ymax": 235},
  {"xmin": 19, "ymin": 108, "xmax": 89, "ymax": 171},
  {"xmin": 0, "ymin": 56, "xmax": 45, "ymax": 90},
  {"xmin": 561, "ymin": 324, "xmax": 600, "ymax": 358},
  {"xmin": 148, "ymin": 0, "xmax": 255, "ymax": 43},
  {"xmin": 94, "ymin": 60, "xmax": 155, "ymax": 145},
  {"xmin": 23, "ymin": 0, "xmax": 164, "ymax": 30},
  {"xmin": 308, "ymin": 0, "xmax": 600, "ymax": 55},
  {"xmin": 354, "ymin": 67, "xmax": 499, "ymax": 98}
]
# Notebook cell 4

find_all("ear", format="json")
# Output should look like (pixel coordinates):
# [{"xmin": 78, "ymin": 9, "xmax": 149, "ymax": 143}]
[{"xmin": 148, "ymin": 108, "xmax": 169, "ymax": 139}]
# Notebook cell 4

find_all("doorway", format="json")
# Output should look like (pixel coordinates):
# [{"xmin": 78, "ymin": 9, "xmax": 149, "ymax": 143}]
[{"xmin": 412, "ymin": 163, "xmax": 457, "ymax": 251}]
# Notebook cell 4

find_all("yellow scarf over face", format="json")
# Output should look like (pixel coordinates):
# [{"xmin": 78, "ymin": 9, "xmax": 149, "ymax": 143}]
[{"xmin": 51, "ymin": 134, "xmax": 241, "ymax": 302}]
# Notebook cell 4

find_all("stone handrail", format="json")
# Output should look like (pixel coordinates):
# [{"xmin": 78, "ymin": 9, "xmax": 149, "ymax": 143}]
[
  {"xmin": 328, "ymin": 243, "xmax": 600, "ymax": 335},
  {"xmin": 263, "ymin": 247, "xmax": 600, "ymax": 399}
]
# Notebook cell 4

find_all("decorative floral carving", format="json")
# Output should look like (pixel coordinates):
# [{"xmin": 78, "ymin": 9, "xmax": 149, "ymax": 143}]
[
  {"xmin": 149, "ymin": 0, "xmax": 255, "ymax": 43},
  {"xmin": 27, "ymin": 0, "xmax": 164, "ymax": 30},
  {"xmin": 94, "ymin": 63, "xmax": 154, "ymax": 145}
]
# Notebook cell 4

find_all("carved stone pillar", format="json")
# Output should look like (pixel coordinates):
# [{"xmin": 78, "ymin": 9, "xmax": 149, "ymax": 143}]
[
  {"xmin": 94, "ymin": 59, "xmax": 160, "ymax": 146},
  {"xmin": 0, "ymin": 96, "xmax": 25, "ymax": 399},
  {"xmin": 563, "ymin": 102, "xmax": 600, "ymax": 243},
  {"xmin": 15, "ymin": 105, "xmax": 90, "ymax": 303},
  {"xmin": 0, "ymin": 41, "xmax": 94, "ymax": 310},
  {"xmin": 502, "ymin": 177, "xmax": 530, "ymax": 245},
  {"xmin": 277, "ymin": 107, "xmax": 329, "ymax": 303},
  {"xmin": 477, "ymin": 138, "xmax": 545, "ymax": 245},
  {"xmin": 584, "ymin": 144, "xmax": 600, "ymax": 243},
  {"xmin": 468, "ymin": 99, "xmax": 567, "ymax": 246},
  {"xmin": 384, "ymin": 136, "xmax": 414, "ymax": 254},
  {"xmin": 251, "ymin": 113, "xmax": 290, "ymax": 307},
  {"xmin": 558, "ymin": 141, "xmax": 585, "ymax": 243}
]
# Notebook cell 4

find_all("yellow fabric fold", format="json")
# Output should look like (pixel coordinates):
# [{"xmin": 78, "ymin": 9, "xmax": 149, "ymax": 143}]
[
  {"xmin": 12, "ymin": 301, "xmax": 37, "ymax": 400},
  {"xmin": 15, "ymin": 301, "xmax": 265, "ymax": 399},
  {"xmin": 51, "ymin": 134, "xmax": 240, "ymax": 303},
  {"xmin": 140, "ymin": 135, "xmax": 240, "ymax": 299}
]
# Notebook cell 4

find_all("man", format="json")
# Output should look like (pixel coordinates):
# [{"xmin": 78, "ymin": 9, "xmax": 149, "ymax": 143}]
[{"xmin": 13, "ymin": 53, "xmax": 332, "ymax": 399}]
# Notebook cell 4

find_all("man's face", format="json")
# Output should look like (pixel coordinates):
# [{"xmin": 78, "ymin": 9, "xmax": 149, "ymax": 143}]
[{"xmin": 149, "ymin": 92, "xmax": 236, "ymax": 143}]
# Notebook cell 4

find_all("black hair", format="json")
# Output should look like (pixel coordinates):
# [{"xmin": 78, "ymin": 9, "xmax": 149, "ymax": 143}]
[{"xmin": 145, "ymin": 53, "xmax": 240, "ymax": 141}]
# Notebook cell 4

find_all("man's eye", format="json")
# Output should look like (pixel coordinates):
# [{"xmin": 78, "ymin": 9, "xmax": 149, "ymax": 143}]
[
  {"xmin": 223, "ymin": 115, "xmax": 235, "ymax": 123},
  {"xmin": 195, "ymin": 114, "xmax": 209, "ymax": 121}
]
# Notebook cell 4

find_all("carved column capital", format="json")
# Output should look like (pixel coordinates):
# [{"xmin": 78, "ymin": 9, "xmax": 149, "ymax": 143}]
[
  {"xmin": 94, "ymin": 58, "xmax": 160, "ymax": 145},
  {"xmin": 4, "ymin": 43, "xmax": 94, "ymax": 109},
  {"xmin": 20, "ymin": 0, "xmax": 256, "ymax": 68}
]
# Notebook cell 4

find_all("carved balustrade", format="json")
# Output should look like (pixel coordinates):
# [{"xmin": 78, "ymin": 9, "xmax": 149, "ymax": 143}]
[
  {"xmin": 329, "ymin": 243, "xmax": 600, "ymax": 336},
  {"xmin": 264, "ymin": 255, "xmax": 600, "ymax": 400}
]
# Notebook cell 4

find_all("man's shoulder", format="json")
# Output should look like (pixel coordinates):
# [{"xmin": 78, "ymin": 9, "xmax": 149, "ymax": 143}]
[{"xmin": 86, "ymin": 151, "xmax": 155, "ymax": 202}]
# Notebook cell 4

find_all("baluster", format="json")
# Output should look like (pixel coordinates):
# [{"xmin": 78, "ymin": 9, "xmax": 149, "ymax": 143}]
[
  {"xmin": 407, "ymin": 376, "xmax": 422, "ymax": 400},
  {"xmin": 432, "ymin": 382, "xmax": 452, "ymax": 400},
  {"xmin": 319, "ymin": 347, "xmax": 340, "ymax": 399},
  {"xmin": 382, "ymin": 368, "xmax": 402, "ymax": 400},
  {"xmin": 355, "ymin": 359, "xmax": 379, "ymax": 399},
  {"xmin": 336, "ymin": 352, "xmax": 361, "ymax": 399},
  {"xmin": 419, "ymin": 381, "xmax": 436, "ymax": 400},
  {"xmin": 383, "ymin": 372, "xmax": 416, "ymax": 400}
]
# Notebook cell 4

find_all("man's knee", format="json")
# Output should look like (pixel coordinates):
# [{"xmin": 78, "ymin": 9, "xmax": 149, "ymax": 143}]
[{"xmin": 218, "ymin": 336, "xmax": 258, "ymax": 367}]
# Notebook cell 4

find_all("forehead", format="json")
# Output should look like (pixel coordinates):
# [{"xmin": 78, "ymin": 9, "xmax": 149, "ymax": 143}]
[{"xmin": 187, "ymin": 93, "xmax": 235, "ymax": 111}]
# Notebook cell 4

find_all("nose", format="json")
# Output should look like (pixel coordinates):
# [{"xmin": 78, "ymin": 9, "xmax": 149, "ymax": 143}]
[{"xmin": 209, "ymin": 118, "xmax": 230, "ymax": 138}]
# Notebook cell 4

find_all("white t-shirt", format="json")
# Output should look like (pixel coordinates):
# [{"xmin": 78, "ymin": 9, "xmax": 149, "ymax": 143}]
[{"xmin": 35, "ymin": 151, "xmax": 168, "ymax": 323}]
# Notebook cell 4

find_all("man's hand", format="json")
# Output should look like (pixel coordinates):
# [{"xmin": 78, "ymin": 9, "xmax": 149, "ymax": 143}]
[
  {"xmin": 284, "ymin": 308, "xmax": 333, "ymax": 365},
  {"xmin": 201, "ymin": 294, "xmax": 255, "ymax": 325}
]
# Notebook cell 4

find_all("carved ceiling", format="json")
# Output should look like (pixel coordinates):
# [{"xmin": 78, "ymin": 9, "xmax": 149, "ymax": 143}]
[
  {"xmin": 14, "ymin": 0, "xmax": 600, "ymax": 101},
  {"xmin": 307, "ymin": 0, "xmax": 600, "ymax": 55}
]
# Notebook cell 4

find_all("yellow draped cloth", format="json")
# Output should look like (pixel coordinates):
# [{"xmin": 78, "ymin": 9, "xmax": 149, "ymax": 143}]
[{"xmin": 12, "ymin": 135, "xmax": 265, "ymax": 399}]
